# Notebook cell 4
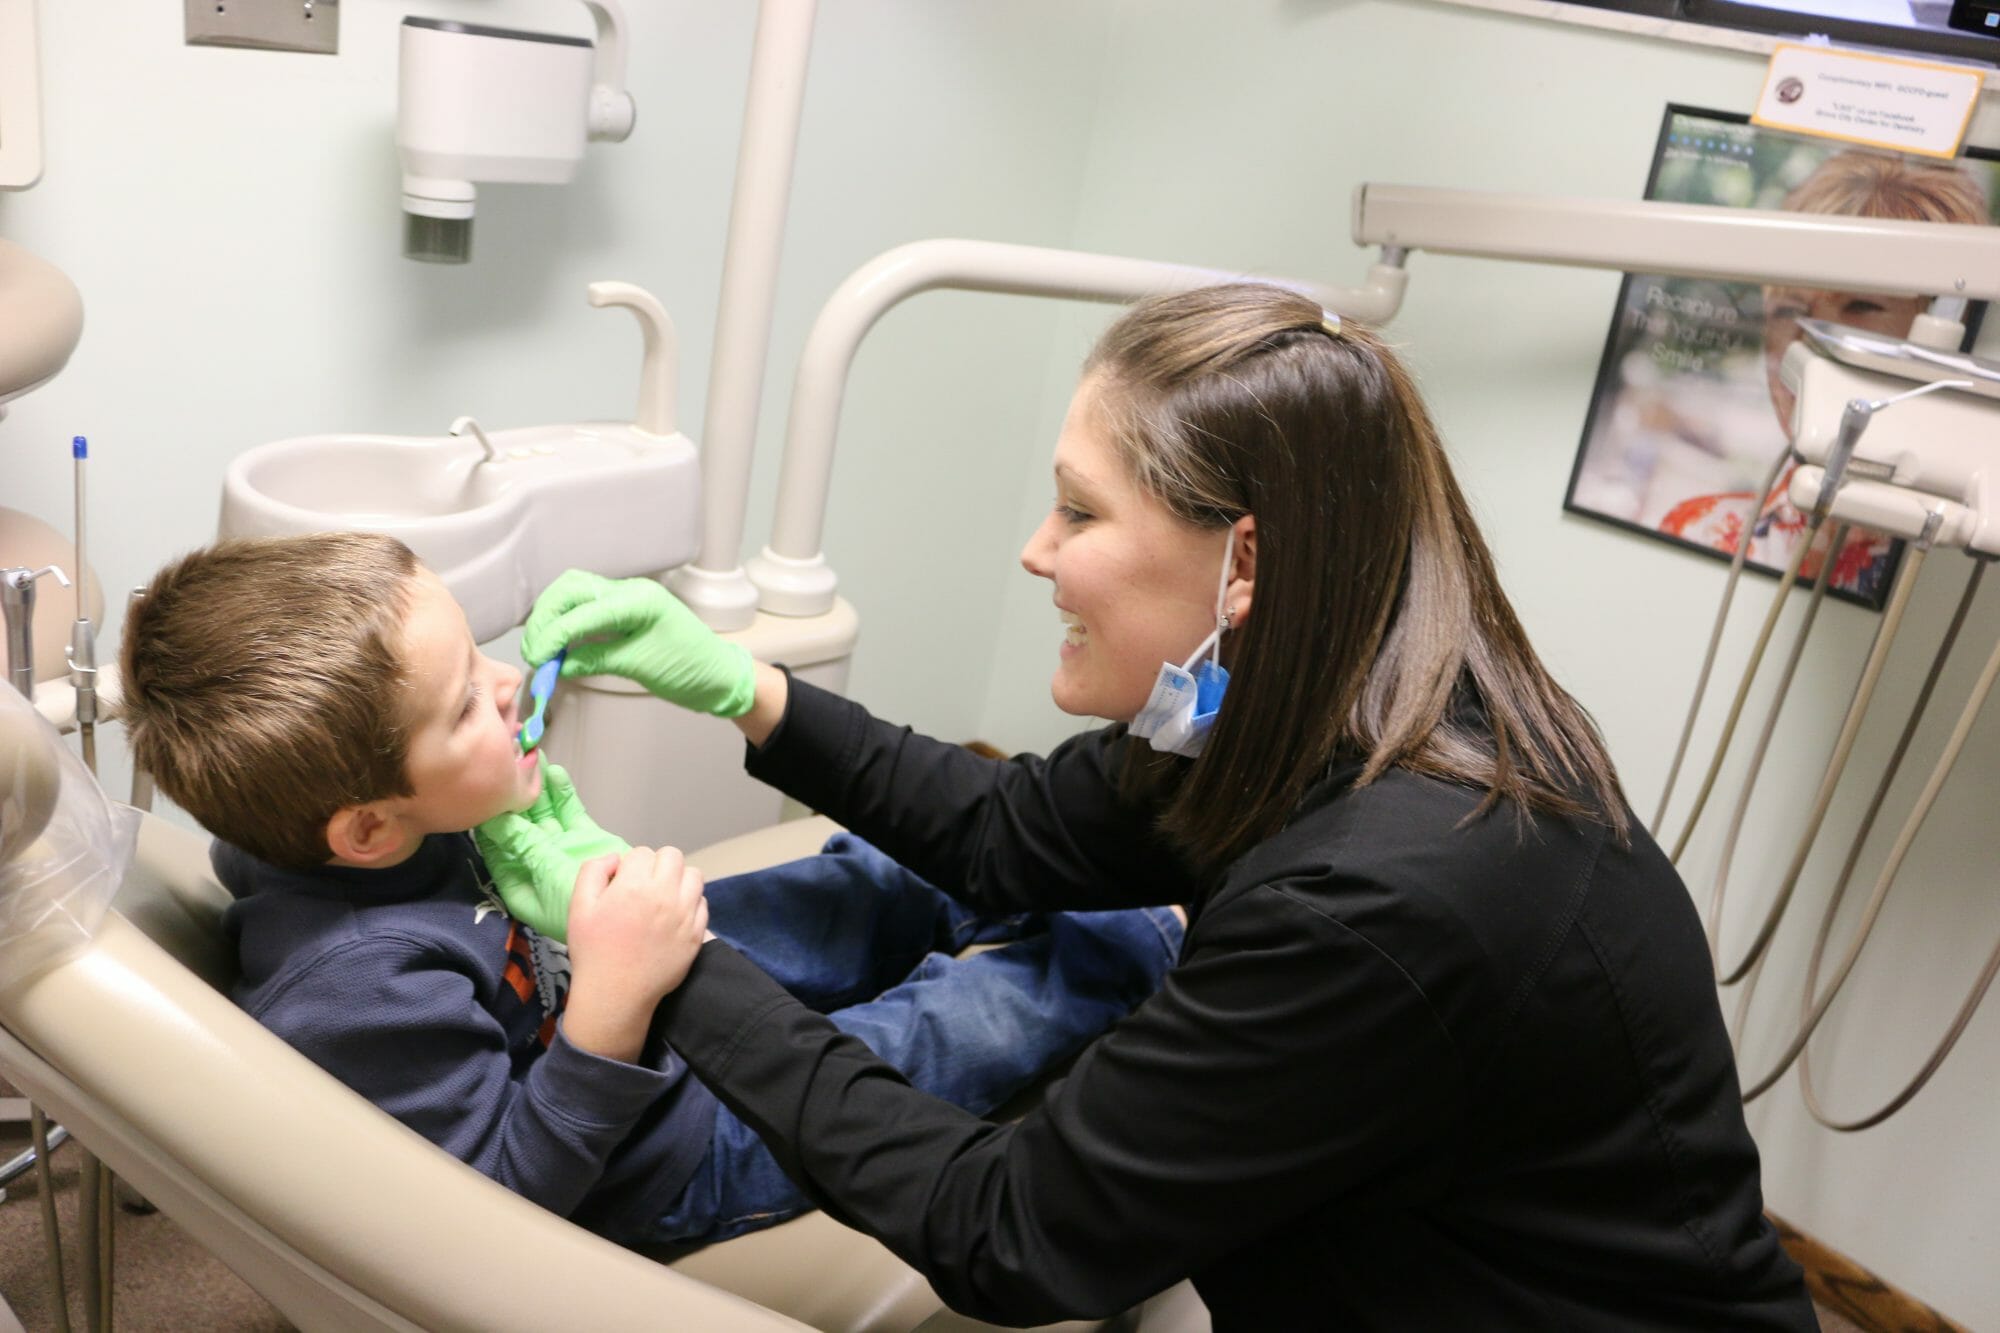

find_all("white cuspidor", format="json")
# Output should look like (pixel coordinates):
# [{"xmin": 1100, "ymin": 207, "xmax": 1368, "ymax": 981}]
[
  {"xmin": 219, "ymin": 420, "xmax": 701, "ymax": 648},
  {"xmin": 219, "ymin": 280, "xmax": 694, "ymax": 647}
]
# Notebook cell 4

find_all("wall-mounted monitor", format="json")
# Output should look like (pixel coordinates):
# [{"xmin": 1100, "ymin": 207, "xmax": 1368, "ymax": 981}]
[{"xmin": 1946, "ymin": 0, "xmax": 2000, "ymax": 35}]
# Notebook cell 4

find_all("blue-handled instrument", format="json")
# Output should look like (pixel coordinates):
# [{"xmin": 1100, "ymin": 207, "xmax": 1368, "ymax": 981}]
[{"xmin": 518, "ymin": 648, "xmax": 566, "ymax": 753}]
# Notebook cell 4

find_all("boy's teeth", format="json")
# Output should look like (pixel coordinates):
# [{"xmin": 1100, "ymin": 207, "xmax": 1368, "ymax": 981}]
[{"xmin": 1060, "ymin": 611, "xmax": 1086, "ymax": 646}]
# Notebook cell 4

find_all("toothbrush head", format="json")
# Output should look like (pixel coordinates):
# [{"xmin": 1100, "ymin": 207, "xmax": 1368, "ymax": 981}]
[{"xmin": 518, "ymin": 649, "xmax": 566, "ymax": 754}]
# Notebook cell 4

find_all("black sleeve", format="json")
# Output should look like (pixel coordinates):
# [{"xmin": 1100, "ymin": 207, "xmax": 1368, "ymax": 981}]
[
  {"xmin": 745, "ymin": 676, "xmax": 1198, "ymax": 913},
  {"xmin": 654, "ymin": 880, "xmax": 1463, "ymax": 1325}
]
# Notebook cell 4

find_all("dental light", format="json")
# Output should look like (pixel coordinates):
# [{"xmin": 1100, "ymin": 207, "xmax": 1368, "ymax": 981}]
[{"xmin": 396, "ymin": 2, "xmax": 635, "ymax": 264}]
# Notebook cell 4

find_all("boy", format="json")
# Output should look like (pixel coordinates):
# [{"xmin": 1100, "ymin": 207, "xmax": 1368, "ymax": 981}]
[{"xmin": 119, "ymin": 533, "xmax": 1181, "ymax": 1246}]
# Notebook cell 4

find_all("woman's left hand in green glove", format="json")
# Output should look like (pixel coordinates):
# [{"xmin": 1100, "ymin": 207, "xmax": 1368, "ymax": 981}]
[{"xmin": 474, "ymin": 756, "xmax": 630, "ymax": 943}]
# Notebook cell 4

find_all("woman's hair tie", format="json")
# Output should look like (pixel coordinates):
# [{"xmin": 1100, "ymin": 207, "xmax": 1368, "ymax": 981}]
[{"xmin": 1319, "ymin": 309, "xmax": 1343, "ymax": 337}]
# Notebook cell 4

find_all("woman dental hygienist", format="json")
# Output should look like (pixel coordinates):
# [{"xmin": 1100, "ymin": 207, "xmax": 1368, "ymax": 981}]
[{"xmin": 514, "ymin": 286, "xmax": 1820, "ymax": 1330}]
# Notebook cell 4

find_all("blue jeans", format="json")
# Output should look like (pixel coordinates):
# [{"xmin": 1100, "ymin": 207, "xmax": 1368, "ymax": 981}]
[{"xmin": 648, "ymin": 833, "xmax": 1183, "ymax": 1245}]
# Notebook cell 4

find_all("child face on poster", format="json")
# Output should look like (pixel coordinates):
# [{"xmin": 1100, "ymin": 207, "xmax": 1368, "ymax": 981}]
[{"xmin": 1758, "ymin": 149, "xmax": 1989, "ymax": 435}]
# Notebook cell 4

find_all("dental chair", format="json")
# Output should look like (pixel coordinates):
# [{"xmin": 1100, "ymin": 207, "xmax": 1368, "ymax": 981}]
[{"xmin": 0, "ymin": 700, "xmax": 1180, "ymax": 1332}]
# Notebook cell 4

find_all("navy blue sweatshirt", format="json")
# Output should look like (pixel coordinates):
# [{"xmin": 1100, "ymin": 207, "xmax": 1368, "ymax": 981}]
[{"xmin": 214, "ymin": 833, "xmax": 716, "ymax": 1240}]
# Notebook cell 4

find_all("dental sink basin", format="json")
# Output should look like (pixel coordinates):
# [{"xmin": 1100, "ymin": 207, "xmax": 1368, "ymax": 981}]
[{"xmin": 219, "ymin": 421, "xmax": 700, "ymax": 643}]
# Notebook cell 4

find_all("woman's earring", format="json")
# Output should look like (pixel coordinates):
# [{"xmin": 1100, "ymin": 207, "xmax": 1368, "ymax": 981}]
[{"xmin": 1220, "ymin": 605, "xmax": 1234, "ymax": 632}]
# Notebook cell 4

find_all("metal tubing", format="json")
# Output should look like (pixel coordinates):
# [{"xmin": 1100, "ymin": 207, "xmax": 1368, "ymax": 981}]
[
  {"xmin": 32, "ymin": 1107, "xmax": 71, "ymax": 1333},
  {"xmin": 80, "ymin": 1153, "xmax": 103, "ymax": 1330},
  {"xmin": 72, "ymin": 438, "xmax": 99, "ymax": 776},
  {"xmin": 0, "ymin": 1121, "xmax": 69, "ymax": 1188}
]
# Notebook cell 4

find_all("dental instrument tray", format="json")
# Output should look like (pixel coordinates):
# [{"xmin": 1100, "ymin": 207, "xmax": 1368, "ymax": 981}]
[{"xmin": 1798, "ymin": 318, "xmax": 2000, "ymax": 401}]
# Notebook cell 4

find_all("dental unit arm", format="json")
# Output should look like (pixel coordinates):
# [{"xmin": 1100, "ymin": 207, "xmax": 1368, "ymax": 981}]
[
  {"xmin": 737, "ymin": 239, "xmax": 1403, "ymax": 622},
  {"xmin": 1350, "ymin": 183, "xmax": 2000, "ymax": 302},
  {"xmin": 725, "ymin": 186, "xmax": 2000, "ymax": 625}
]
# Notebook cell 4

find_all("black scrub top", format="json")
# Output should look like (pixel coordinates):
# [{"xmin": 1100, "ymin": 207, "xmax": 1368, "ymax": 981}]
[{"xmin": 656, "ymin": 680, "xmax": 1817, "ymax": 1332}]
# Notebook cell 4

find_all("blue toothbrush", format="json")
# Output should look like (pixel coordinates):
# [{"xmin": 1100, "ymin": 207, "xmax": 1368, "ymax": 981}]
[{"xmin": 519, "ymin": 648, "xmax": 566, "ymax": 753}]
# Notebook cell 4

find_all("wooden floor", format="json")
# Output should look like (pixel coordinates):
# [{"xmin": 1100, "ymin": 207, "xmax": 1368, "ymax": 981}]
[{"xmin": 1772, "ymin": 1214, "xmax": 1968, "ymax": 1333}]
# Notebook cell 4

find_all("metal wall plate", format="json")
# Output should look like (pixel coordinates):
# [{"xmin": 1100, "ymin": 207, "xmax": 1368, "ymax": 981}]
[{"xmin": 185, "ymin": 0, "xmax": 338, "ymax": 55}]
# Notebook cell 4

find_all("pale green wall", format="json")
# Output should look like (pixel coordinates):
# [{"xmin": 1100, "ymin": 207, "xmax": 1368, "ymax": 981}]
[{"xmin": 4, "ymin": 0, "xmax": 1997, "ymax": 1321}]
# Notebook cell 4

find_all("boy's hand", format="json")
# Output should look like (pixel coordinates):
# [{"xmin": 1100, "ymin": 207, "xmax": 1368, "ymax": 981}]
[
  {"xmin": 523, "ymin": 570, "xmax": 755, "ymax": 718},
  {"xmin": 562, "ymin": 846, "xmax": 711, "ymax": 1063},
  {"xmin": 473, "ymin": 759, "xmax": 629, "ymax": 943}
]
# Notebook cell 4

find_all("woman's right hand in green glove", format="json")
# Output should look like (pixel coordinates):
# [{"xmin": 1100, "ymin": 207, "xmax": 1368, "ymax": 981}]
[{"xmin": 524, "ymin": 570, "xmax": 755, "ymax": 718}]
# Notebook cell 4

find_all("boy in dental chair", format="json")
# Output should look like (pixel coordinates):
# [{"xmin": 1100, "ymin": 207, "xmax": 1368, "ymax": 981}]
[{"xmin": 118, "ymin": 532, "xmax": 1180, "ymax": 1247}]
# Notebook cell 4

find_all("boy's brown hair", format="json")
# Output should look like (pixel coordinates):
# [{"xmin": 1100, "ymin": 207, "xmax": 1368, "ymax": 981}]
[{"xmin": 121, "ymin": 533, "xmax": 421, "ymax": 869}]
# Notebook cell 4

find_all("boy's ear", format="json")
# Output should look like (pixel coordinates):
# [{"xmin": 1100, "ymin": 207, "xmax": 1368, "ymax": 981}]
[{"xmin": 325, "ymin": 802, "xmax": 414, "ymax": 868}]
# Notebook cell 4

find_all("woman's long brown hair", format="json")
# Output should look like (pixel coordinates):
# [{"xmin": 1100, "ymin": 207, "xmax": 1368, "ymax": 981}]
[{"xmin": 1085, "ymin": 284, "xmax": 1628, "ymax": 874}]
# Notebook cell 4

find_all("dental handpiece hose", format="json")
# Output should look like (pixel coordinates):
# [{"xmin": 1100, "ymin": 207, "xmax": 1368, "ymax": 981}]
[{"xmin": 70, "ymin": 435, "xmax": 99, "ymax": 774}]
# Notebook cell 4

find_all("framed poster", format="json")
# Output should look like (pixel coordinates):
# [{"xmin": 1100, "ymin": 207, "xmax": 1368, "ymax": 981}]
[{"xmin": 1563, "ymin": 105, "xmax": 2000, "ymax": 609}]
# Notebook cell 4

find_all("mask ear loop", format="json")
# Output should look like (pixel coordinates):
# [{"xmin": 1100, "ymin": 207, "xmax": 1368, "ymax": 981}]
[{"xmin": 1177, "ymin": 527, "xmax": 1238, "ymax": 674}]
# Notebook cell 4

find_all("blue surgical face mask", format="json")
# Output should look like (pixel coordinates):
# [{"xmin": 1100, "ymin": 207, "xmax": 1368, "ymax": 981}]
[{"xmin": 1127, "ymin": 529, "xmax": 1236, "ymax": 759}]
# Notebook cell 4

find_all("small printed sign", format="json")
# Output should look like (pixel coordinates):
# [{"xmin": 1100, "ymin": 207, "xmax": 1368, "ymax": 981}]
[{"xmin": 1752, "ymin": 43, "xmax": 1985, "ymax": 159}]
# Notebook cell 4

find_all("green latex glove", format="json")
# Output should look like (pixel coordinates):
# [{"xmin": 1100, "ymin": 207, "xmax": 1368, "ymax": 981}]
[
  {"xmin": 474, "ymin": 757, "xmax": 630, "ymax": 943},
  {"xmin": 523, "ymin": 569, "xmax": 755, "ymax": 718}
]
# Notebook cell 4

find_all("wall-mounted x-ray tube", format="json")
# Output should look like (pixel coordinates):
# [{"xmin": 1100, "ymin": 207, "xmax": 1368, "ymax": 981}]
[{"xmin": 396, "ymin": 3, "xmax": 635, "ymax": 264}]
